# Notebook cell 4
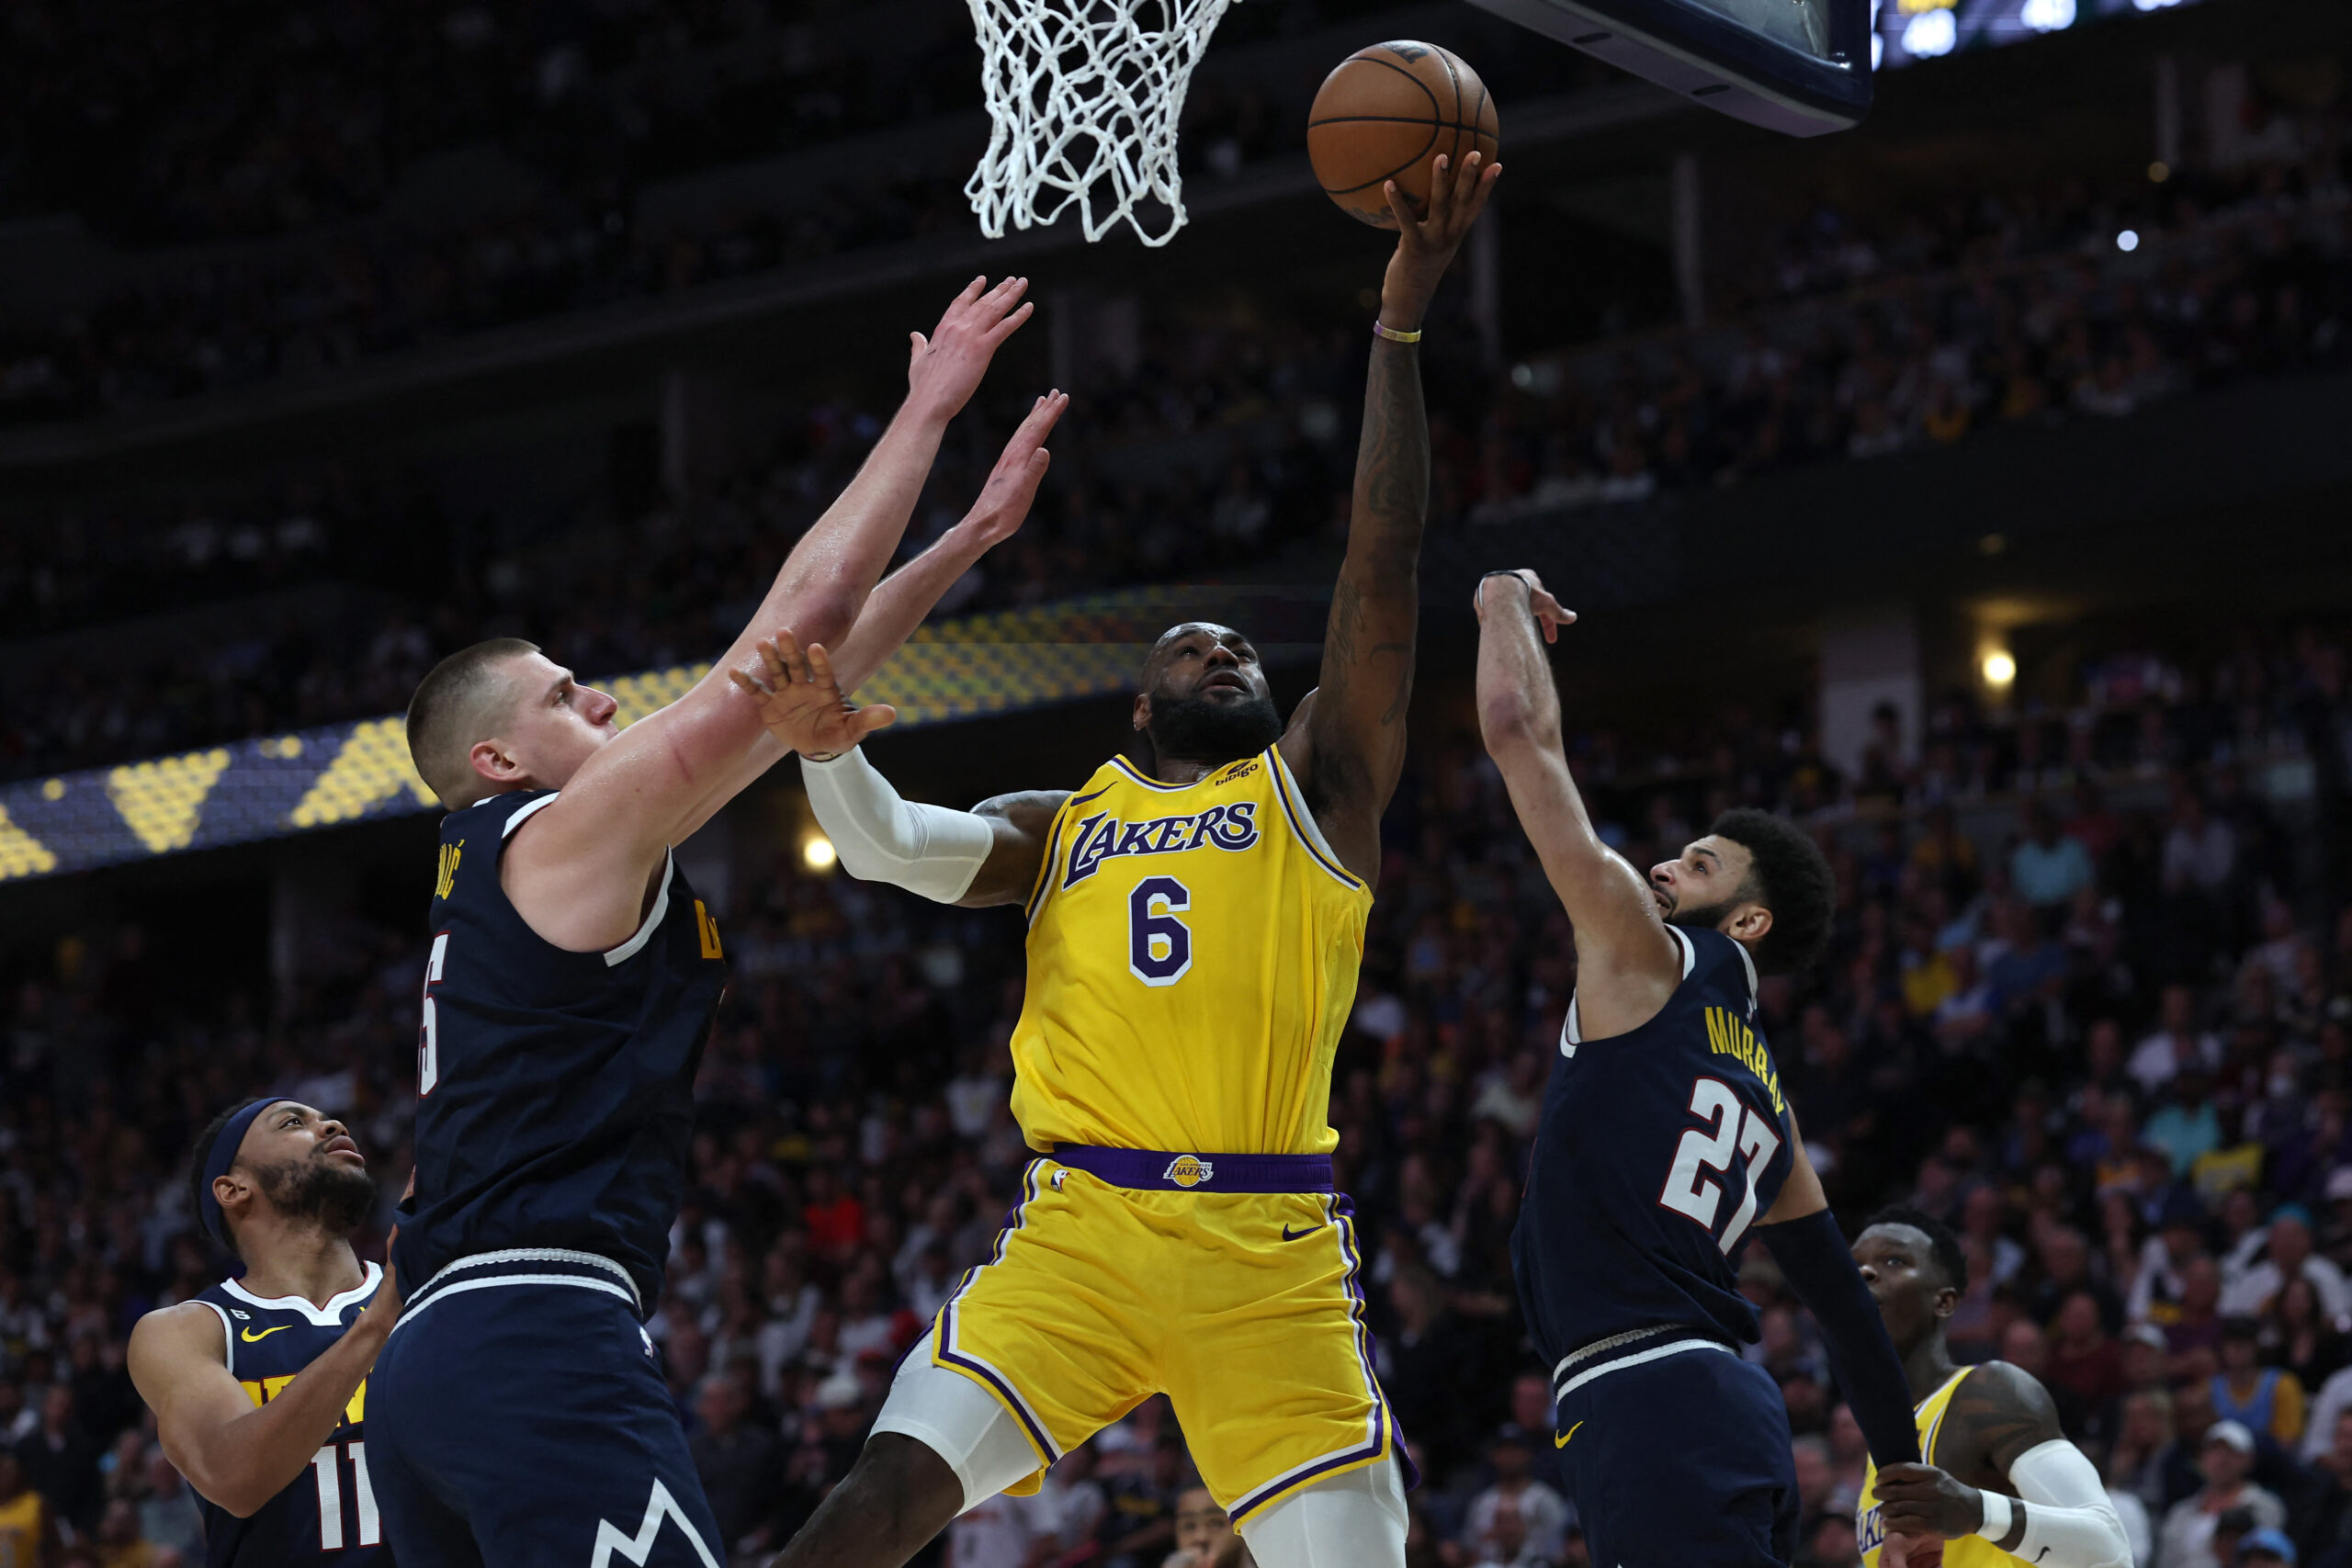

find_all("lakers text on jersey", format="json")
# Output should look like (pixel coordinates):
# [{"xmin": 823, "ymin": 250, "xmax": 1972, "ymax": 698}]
[
  {"xmin": 1011, "ymin": 747, "xmax": 1369, "ymax": 1156},
  {"xmin": 1858, "ymin": 1370, "xmax": 2022, "ymax": 1567},
  {"xmin": 929, "ymin": 746, "xmax": 1402, "ymax": 1520},
  {"xmin": 190, "ymin": 1267, "xmax": 386, "ymax": 1568}
]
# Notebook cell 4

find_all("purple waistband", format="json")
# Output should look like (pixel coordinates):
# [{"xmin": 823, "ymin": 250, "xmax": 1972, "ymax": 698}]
[{"xmin": 1050, "ymin": 1145, "xmax": 1334, "ymax": 1193}]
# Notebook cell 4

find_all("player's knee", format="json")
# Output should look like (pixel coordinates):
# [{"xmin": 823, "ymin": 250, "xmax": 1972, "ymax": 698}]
[{"xmin": 848, "ymin": 1432, "xmax": 964, "ymax": 1528}]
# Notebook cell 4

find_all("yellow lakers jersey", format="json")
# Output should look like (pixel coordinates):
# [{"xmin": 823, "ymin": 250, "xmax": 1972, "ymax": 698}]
[
  {"xmin": 1010, "ymin": 745, "xmax": 1372, "ymax": 1156},
  {"xmin": 1859, "ymin": 1369, "xmax": 2024, "ymax": 1567}
]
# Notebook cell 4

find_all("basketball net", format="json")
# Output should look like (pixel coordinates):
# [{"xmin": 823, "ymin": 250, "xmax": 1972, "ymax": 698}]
[{"xmin": 965, "ymin": 0, "xmax": 1239, "ymax": 248}]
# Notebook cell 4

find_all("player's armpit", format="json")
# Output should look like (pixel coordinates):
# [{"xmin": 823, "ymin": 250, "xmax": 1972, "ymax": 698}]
[{"xmin": 956, "ymin": 791, "xmax": 1071, "ymax": 908}]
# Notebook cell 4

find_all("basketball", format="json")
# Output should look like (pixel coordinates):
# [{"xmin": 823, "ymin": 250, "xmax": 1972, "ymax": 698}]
[{"xmin": 1306, "ymin": 41, "xmax": 1500, "ymax": 229}]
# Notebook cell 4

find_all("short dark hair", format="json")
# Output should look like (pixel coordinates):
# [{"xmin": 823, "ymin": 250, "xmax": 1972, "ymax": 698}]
[
  {"xmin": 1864, "ymin": 1204, "xmax": 1969, "ymax": 1295},
  {"xmin": 189, "ymin": 1097, "xmax": 265, "ymax": 1256},
  {"xmin": 1709, "ymin": 807, "xmax": 1837, "ymax": 976},
  {"xmin": 406, "ymin": 637, "xmax": 539, "ymax": 807}
]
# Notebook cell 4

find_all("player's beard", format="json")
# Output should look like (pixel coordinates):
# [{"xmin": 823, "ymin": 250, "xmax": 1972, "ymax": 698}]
[
  {"xmin": 256, "ymin": 1153, "xmax": 379, "ymax": 1236},
  {"xmin": 1665, "ymin": 896, "xmax": 1742, "ymax": 935},
  {"xmin": 1146, "ymin": 689, "xmax": 1283, "ymax": 766}
]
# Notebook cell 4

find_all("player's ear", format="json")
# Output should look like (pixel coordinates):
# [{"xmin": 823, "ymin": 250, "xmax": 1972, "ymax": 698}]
[
  {"xmin": 213, "ymin": 1171, "xmax": 252, "ymax": 1227},
  {"xmin": 1935, "ymin": 1285, "xmax": 1960, "ymax": 1322},
  {"xmin": 1726, "ymin": 902, "xmax": 1773, "ymax": 945},
  {"xmin": 1132, "ymin": 693, "xmax": 1152, "ymax": 733},
  {"xmin": 469, "ymin": 737, "xmax": 524, "ymax": 785}
]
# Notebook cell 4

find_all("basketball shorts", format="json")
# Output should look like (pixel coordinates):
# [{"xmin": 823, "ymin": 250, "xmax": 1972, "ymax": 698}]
[
  {"xmin": 913, "ymin": 1147, "xmax": 1410, "ymax": 1523},
  {"xmin": 1551, "ymin": 1329, "xmax": 1801, "ymax": 1567},
  {"xmin": 369, "ymin": 1251, "xmax": 726, "ymax": 1568}
]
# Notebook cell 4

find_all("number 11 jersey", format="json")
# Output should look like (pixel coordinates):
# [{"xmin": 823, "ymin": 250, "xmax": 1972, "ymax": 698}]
[
  {"xmin": 1511, "ymin": 922, "xmax": 1794, "ymax": 1365},
  {"xmin": 1010, "ymin": 747, "xmax": 1371, "ymax": 1156}
]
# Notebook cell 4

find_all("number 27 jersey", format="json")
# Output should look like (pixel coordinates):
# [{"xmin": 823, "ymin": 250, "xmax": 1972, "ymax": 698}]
[
  {"xmin": 1511, "ymin": 923, "xmax": 1795, "ymax": 1364},
  {"xmin": 1010, "ymin": 747, "xmax": 1372, "ymax": 1156}
]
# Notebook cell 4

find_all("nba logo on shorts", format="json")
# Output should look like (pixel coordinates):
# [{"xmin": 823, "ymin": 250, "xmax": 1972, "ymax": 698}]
[{"xmin": 1163, "ymin": 1156, "xmax": 1215, "ymax": 1188}]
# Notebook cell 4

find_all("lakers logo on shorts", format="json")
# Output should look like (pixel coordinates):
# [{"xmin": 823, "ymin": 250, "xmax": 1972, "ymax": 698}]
[{"xmin": 1163, "ymin": 1156, "xmax": 1215, "ymax": 1188}]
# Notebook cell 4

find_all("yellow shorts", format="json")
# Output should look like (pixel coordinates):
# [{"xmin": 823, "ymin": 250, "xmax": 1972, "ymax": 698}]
[{"xmin": 929, "ymin": 1156, "xmax": 1401, "ymax": 1522}]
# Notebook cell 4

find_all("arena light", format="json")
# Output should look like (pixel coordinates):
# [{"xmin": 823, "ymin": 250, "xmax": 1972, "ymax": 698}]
[
  {"xmin": 1982, "ymin": 649, "xmax": 2018, "ymax": 687},
  {"xmin": 802, "ymin": 834, "xmax": 838, "ymax": 872},
  {"xmin": 2117, "ymin": 229, "xmax": 2140, "ymax": 252}
]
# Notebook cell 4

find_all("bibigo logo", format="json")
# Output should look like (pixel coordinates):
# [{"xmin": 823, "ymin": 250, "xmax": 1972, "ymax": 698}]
[{"xmin": 1163, "ymin": 1156, "xmax": 1215, "ymax": 1188}]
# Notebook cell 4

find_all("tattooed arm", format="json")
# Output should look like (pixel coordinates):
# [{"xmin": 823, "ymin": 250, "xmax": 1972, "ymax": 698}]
[
  {"xmin": 1285, "ymin": 150, "xmax": 1499, "ymax": 883},
  {"xmin": 1873, "ymin": 1364, "xmax": 2132, "ymax": 1567}
]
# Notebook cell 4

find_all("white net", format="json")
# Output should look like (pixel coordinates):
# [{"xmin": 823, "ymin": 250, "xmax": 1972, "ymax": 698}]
[{"xmin": 965, "ymin": 0, "xmax": 1239, "ymax": 248}]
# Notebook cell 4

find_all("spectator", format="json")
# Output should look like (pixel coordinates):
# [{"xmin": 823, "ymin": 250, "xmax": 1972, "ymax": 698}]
[
  {"xmin": 2228, "ymin": 1209, "xmax": 2352, "ymax": 1320},
  {"xmin": 2011, "ymin": 800, "xmax": 2095, "ymax": 909},
  {"xmin": 2131, "ymin": 986, "xmax": 2226, "ymax": 1097},
  {"xmin": 1471, "ymin": 1494, "xmax": 1552, "ymax": 1568},
  {"xmin": 2154, "ymin": 1421, "xmax": 2287, "ymax": 1568},
  {"xmin": 2267, "ymin": 1274, "xmax": 2350, "ymax": 1396},
  {"xmin": 130, "ymin": 1447, "xmax": 199, "ymax": 1563},
  {"xmin": 2241, "ymin": 1527, "xmax": 2298, "ymax": 1566},
  {"xmin": 15, "ymin": 1386, "xmax": 100, "ymax": 1536},
  {"xmin": 2290, "ymin": 1407, "xmax": 2352, "ymax": 1564},
  {"xmin": 1162, "ymin": 1483, "xmax": 1240, "ymax": 1568},
  {"xmin": 2214, "ymin": 1317, "xmax": 2310, "ymax": 1450},
  {"xmin": 1465, "ymin": 1427, "xmax": 1571, "ymax": 1564},
  {"xmin": 0, "ymin": 1451, "xmax": 51, "ymax": 1567},
  {"xmin": 690, "ymin": 1373, "xmax": 782, "ymax": 1562}
]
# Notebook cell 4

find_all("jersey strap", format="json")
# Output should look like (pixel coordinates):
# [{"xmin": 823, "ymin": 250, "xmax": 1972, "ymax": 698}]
[{"xmin": 1050, "ymin": 1146, "xmax": 1334, "ymax": 1192}]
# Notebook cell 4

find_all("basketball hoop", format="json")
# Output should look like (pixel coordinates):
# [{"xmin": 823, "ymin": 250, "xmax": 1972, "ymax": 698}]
[{"xmin": 964, "ymin": 0, "xmax": 1240, "ymax": 248}]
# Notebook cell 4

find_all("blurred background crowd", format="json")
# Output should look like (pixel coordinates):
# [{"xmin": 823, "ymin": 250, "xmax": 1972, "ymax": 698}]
[
  {"xmin": 5, "ymin": 607, "xmax": 2352, "ymax": 1566},
  {"xmin": 5, "ymin": 0, "xmax": 2350, "ymax": 1563}
]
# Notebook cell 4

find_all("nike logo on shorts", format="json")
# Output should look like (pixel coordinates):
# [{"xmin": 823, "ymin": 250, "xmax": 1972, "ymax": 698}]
[
  {"xmin": 1281, "ymin": 1223, "xmax": 1324, "ymax": 1241},
  {"xmin": 1555, "ymin": 1421, "xmax": 1585, "ymax": 1449}
]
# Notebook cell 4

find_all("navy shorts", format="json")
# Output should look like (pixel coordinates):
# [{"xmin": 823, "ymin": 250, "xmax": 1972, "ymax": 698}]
[
  {"xmin": 1552, "ymin": 1334, "xmax": 1799, "ymax": 1568},
  {"xmin": 370, "ymin": 1253, "xmax": 725, "ymax": 1568}
]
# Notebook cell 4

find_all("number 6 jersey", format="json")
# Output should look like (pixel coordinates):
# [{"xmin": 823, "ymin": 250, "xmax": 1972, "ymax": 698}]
[
  {"xmin": 1510, "ymin": 922, "xmax": 1794, "ymax": 1365},
  {"xmin": 1010, "ymin": 746, "xmax": 1371, "ymax": 1156}
]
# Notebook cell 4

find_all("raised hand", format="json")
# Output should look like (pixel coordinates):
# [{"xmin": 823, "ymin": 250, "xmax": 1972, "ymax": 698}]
[
  {"xmin": 1472, "ymin": 568, "xmax": 1575, "ymax": 643},
  {"xmin": 906, "ymin": 276, "xmax": 1035, "ymax": 420},
  {"xmin": 1380, "ymin": 150, "xmax": 1502, "ymax": 330},
  {"xmin": 728, "ymin": 633, "xmax": 899, "ymax": 760},
  {"xmin": 959, "ymin": 391, "xmax": 1070, "ymax": 549}
]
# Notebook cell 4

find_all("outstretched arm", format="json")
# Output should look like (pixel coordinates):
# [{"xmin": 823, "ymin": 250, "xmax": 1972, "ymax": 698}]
[
  {"xmin": 1286, "ymin": 152, "xmax": 1499, "ymax": 886},
  {"xmin": 1474, "ymin": 569, "xmax": 1682, "ymax": 1032},
  {"xmin": 728, "ymin": 636, "xmax": 1069, "ymax": 909},
  {"xmin": 504, "ymin": 278, "xmax": 1036, "ymax": 950},
  {"xmin": 669, "ymin": 392, "xmax": 1069, "ymax": 842}
]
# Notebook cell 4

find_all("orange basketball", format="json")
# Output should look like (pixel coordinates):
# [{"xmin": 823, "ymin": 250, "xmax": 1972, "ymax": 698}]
[{"xmin": 1306, "ymin": 41, "xmax": 1500, "ymax": 229}]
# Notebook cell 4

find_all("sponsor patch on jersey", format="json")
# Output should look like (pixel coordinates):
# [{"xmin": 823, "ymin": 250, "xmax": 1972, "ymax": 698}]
[
  {"xmin": 1163, "ymin": 1156, "xmax": 1215, "ymax": 1188},
  {"xmin": 1063, "ymin": 802, "xmax": 1261, "ymax": 888}
]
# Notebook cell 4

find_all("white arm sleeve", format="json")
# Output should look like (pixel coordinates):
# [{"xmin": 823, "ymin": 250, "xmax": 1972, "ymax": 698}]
[
  {"xmin": 800, "ymin": 747, "xmax": 994, "ymax": 903},
  {"xmin": 2005, "ymin": 1438, "xmax": 2135, "ymax": 1568}
]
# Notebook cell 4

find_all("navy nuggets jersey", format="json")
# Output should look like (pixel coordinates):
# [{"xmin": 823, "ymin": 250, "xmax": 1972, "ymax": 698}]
[
  {"xmin": 395, "ymin": 790, "xmax": 729, "ymax": 1310},
  {"xmin": 189, "ymin": 1267, "xmax": 385, "ymax": 1568},
  {"xmin": 1512, "ymin": 924, "xmax": 1794, "ymax": 1364}
]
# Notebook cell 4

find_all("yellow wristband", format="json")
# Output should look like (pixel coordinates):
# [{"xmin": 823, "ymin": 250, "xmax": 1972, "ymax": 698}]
[{"xmin": 1372, "ymin": 321, "xmax": 1423, "ymax": 344}]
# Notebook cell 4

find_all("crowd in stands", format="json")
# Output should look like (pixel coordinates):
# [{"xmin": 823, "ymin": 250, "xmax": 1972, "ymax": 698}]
[
  {"xmin": 1, "ymin": 607, "xmax": 2349, "ymax": 1567},
  {"xmin": 4, "ymin": 140, "xmax": 2348, "ymax": 789}
]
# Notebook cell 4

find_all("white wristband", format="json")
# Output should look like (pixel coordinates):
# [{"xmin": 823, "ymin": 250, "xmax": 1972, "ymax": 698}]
[{"xmin": 1975, "ymin": 1491, "xmax": 2012, "ymax": 1543}]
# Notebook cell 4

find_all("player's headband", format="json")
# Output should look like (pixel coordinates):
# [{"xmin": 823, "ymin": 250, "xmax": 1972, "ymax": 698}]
[{"xmin": 198, "ymin": 1098, "xmax": 285, "ymax": 1253}]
